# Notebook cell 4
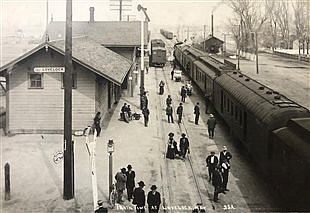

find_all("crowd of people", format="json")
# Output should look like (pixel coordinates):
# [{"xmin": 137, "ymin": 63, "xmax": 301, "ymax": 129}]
[{"xmin": 114, "ymin": 165, "xmax": 162, "ymax": 212}]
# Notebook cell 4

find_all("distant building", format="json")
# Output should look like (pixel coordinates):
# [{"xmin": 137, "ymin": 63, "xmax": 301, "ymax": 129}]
[
  {"xmin": 193, "ymin": 35, "xmax": 224, "ymax": 54},
  {"xmin": 0, "ymin": 37, "xmax": 132, "ymax": 134}
]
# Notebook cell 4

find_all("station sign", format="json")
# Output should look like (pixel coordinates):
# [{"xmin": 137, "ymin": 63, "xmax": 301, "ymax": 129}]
[{"xmin": 34, "ymin": 67, "xmax": 65, "ymax": 73}]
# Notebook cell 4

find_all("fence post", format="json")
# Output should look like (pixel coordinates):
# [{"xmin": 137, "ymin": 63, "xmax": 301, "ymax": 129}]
[{"xmin": 5, "ymin": 163, "xmax": 10, "ymax": 200}]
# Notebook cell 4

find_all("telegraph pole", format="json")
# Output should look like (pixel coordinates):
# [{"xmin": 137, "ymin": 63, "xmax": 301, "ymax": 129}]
[
  {"xmin": 237, "ymin": 24, "xmax": 240, "ymax": 70},
  {"xmin": 110, "ymin": 0, "xmax": 132, "ymax": 21},
  {"xmin": 63, "ymin": 0, "xmax": 74, "ymax": 200},
  {"xmin": 255, "ymin": 32, "xmax": 259, "ymax": 74}
]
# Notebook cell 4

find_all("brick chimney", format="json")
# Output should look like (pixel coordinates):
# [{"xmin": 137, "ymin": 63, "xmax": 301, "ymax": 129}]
[{"xmin": 89, "ymin": 7, "xmax": 95, "ymax": 22}]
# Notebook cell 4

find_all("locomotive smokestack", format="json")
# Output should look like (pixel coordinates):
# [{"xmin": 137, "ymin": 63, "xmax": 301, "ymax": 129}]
[
  {"xmin": 89, "ymin": 7, "xmax": 95, "ymax": 22},
  {"xmin": 211, "ymin": 13, "xmax": 214, "ymax": 37}
]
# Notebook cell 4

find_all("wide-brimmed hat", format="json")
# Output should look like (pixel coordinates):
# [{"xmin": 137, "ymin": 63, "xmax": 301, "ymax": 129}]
[
  {"xmin": 181, "ymin": 133, "xmax": 186, "ymax": 137},
  {"xmin": 210, "ymin": 151, "xmax": 215, "ymax": 154},
  {"xmin": 222, "ymin": 146, "xmax": 227, "ymax": 150},
  {"xmin": 168, "ymin": 132, "xmax": 174, "ymax": 137},
  {"xmin": 150, "ymin": 185, "xmax": 157, "ymax": 190},
  {"xmin": 138, "ymin": 181, "xmax": 145, "ymax": 187},
  {"xmin": 210, "ymin": 114, "xmax": 214, "ymax": 117},
  {"xmin": 127, "ymin": 165, "xmax": 132, "ymax": 169}
]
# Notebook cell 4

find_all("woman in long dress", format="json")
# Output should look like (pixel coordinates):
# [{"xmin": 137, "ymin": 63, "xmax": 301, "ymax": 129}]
[{"xmin": 166, "ymin": 132, "xmax": 175, "ymax": 159}]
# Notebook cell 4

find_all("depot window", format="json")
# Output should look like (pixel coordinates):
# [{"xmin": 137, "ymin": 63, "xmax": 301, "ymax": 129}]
[
  {"xmin": 28, "ymin": 73, "xmax": 43, "ymax": 89},
  {"xmin": 61, "ymin": 73, "xmax": 77, "ymax": 89}
]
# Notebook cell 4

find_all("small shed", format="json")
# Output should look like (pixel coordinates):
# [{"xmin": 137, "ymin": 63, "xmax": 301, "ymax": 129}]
[{"xmin": 195, "ymin": 35, "xmax": 224, "ymax": 53}]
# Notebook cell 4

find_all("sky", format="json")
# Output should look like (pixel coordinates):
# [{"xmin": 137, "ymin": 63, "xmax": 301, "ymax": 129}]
[{"xmin": 1, "ymin": 0, "xmax": 232, "ymax": 37}]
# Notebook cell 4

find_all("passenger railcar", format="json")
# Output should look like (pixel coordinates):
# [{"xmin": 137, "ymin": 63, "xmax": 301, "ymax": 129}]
[
  {"xmin": 150, "ymin": 39, "xmax": 166, "ymax": 67},
  {"xmin": 160, "ymin": 29, "xmax": 173, "ymax": 39},
  {"xmin": 173, "ymin": 43, "xmax": 310, "ymax": 211}
]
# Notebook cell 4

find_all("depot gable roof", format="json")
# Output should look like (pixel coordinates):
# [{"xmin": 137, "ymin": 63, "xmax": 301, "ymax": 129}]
[{"xmin": 0, "ymin": 37, "xmax": 132, "ymax": 85}]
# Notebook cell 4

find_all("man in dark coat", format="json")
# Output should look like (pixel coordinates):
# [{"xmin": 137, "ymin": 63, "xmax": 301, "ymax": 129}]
[
  {"xmin": 221, "ymin": 158, "xmax": 230, "ymax": 191},
  {"xmin": 207, "ymin": 114, "xmax": 216, "ymax": 138},
  {"xmin": 176, "ymin": 103, "xmax": 183, "ymax": 123},
  {"xmin": 166, "ymin": 95, "xmax": 172, "ymax": 106},
  {"xmin": 179, "ymin": 133, "xmax": 190, "ymax": 159},
  {"xmin": 219, "ymin": 146, "xmax": 232, "ymax": 164},
  {"xmin": 141, "ymin": 92, "xmax": 148, "ymax": 110},
  {"xmin": 147, "ymin": 185, "xmax": 161, "ymax": 212},
  {"xmin": 181, "ymin": 86, "xmax": 187, "ymax": 103},
  {"xmin": 115, "ymin": 168, "xmax": 127, "ymax": 203},
  {"xmin": 171, "ymin": 69, "xmax": 174, "ymax": 80},
  {"xmin": 212, "ymin": 166, "xmax": 224, "ymax": 202},
  {"xmin": 142, "ymin": 107, "xmax": 150, "ymax": 127},
  {"xmin": 166, "ymin": 104, "xmax": 174, "ymax": 123},
  {"xmin": 126, "ymin": 165, "xmax": 135, "ymax": 201},
  {"xmin": 194, "ymin": 102, "xmax": 200, "ymax": 125},
  {"xmin": 133, "ymin": 181, "xmax": 146, "ymax": 212},
  {"xmin": 206, "ymin": 151, "xmax": 218, "ymax": 182},
  {"xmin": 205, "ymin": 94, "xmax": 210, "ymax": 114},
  {"xmin": 93, "ymin": 112, "xmax": 102, "ymax": 136},
  {"xmin": 159, "ymin": 81, "xmax": 165, "ymax": 95}
]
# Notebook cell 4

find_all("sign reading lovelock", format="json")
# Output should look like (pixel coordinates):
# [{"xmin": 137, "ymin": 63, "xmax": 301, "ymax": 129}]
[{"xmin": 34, "ymin": 67, "xmax": 65, "ymax": 73}]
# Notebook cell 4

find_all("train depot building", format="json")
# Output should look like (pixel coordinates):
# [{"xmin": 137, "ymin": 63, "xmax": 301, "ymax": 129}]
[
  {"xmin": 193, "ymin": 35, "xmax": 224, "ymax": 53},
  {"xmin": 0, "ymin": 37, "xmax": 133, "ymax": 134}
]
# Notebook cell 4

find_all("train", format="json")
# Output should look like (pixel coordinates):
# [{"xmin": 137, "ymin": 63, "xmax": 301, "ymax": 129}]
[
  {"xmin": 160, "ymin": 29, "xmax": 173, "ymax": 39},
  {"xmin": 174, "ymin": 44, "xmax": 310, "ymax": 211},
  {"xmin": 150, "ymin": 39, "xmax": 166, "ymax": 68}
]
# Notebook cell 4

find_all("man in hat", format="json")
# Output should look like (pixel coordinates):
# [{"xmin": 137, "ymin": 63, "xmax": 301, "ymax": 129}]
[
  {"xmin": 142, "ymin": 107, "xmax": 150, "ymax": 127},
  {"xmin": 166, "ymin": 104, "xmax": 174, "ymax": 123},
  {"xmin": 126, "ymin": 165, "xmax": 136, "ymax": 201},
  {"xmin": 147, "ymin": 185, "xmax": 161, "ymax": 212},
  {"xmin": 207, "ymin": 114, "xmax": 216, "ymax": 138},
  {"xmin": 179, "ymin": 133, "xmax": 190, "ymax": 159},
  {"xmin": 212, "ymin": 166, "xmax": 224, "ymax": 202},
  {"xmin": 194, "ymin": 102, "xmax": 200, "ymax": 125},
  {"xmin": 176, "ymin": 103, "xmax": 183, "ymax": 123},
  {"xmin": 181, "ymin": 86, "xmax": 187, "ymax": 103},
  {"xmin": 166, "ymin": 95, "xmax": 172, "ymax": 106},
  {"xmin": 115, "ymin": 168, "xmax": 127, "ymax": 203},
  {"xmin": 219, "ymin": 146, "xmax": 232, "ymax": 165},
  {"xmin": 133, "ymin": 181, "xmax": 146, "ymax": 212},
  {"xmin": 95, "ymin": 200, "xmax": 107, "ymax": 212},
  {"xmin": 206, "ymin": 151, "xmax": 219, "ymax": 182}
]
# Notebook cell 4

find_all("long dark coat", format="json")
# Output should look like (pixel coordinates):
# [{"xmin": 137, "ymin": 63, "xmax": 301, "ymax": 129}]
[
  {"xmin": 219, "ymin": 151, "xmax": 232, "ymax": 164},
  {"xmin": 133, "ymin": 187, "xmax": 145, "ymax": 206},
  {"xmin": 147, "ymin": 191, "xmax": 161, "ymax": 212},
  {"xmin": 126, "ymin": 170, "xmax": 135, "ymax": 188}
]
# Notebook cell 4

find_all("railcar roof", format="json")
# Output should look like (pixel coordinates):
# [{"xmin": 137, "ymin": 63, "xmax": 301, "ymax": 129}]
[
  {"xmin": 216, "ymin": 72, "xmax": 310, "ymax": 130},
  {"xmin": 193, "ymin": 61, "xmax": 218, "ymax": 79}
]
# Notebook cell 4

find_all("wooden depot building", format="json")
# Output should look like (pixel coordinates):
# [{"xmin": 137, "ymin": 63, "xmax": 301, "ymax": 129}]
[{"xmin": 0, "ymin": 36, "xmax": 133, "ymax": 134}]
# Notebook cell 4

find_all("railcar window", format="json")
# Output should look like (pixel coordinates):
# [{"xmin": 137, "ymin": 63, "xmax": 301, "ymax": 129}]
[
  {"xmin": 231, "ymin": 104, "xmax": 234, "ymax": 116},
  {"xmin": 235, "ymin": 106, "xmax": 238, "ymax": 120},
  {"xmin": 239, "ymin": 111, "xmax": 243, "ymax": 126},
  {"xmin": 224, "ymin": 95, "xmax": 226, "ymax": 111},
  {"xmin": 221, "ymin": 91, "xmax": 223, "ymax": 113},
  {"xmin": 227, "ymin": 99, "xmax": 230, "ymax": 113}
]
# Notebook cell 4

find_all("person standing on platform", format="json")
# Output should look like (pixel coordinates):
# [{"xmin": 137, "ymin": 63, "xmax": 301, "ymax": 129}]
[
  {"xmin": 133, "ymin": 181, "xmax": 146, "ymax": 212},
  {"xmin": 219, "ymin": 146, "xmax": 232, "ymax": 164},
  {"xmin": 206, "ymin": 151, "xmax": 218, "ymax": 182},
  {"xmin": 181, "ymin": 86, "xmax": 187, "ymax": 103},
  {"xmin": 176, "ymin": 103, "xmax": 183, "ymax": 123},
  {"xmin": 221, "ymin": 158, "xmax": 230, "ymax": 192},
  {"xmin": 141, "ymin": 92, "xmax": 148, "ymax": 110},
  {"xmin": 159, "ymin": 81, "xmax": 165, "ymax": 95},
  {"xmin": 166, "ymin": 95, "xmax": 172, "ymax": 106},
  {"xmin": 126, "ymin": 165, "xmax": 135, "ymax": 201},
  {"xmin": 166, "ymin": 132, "xmax": 176, "ymax": 159},
  {"xmin": 142, "ymin": 107, "xmax": 150, "ymax": 127},
  {"xmin": 212, "ymin": 166, "xmax": 224, "ymax": 202},
  {"xmin": 147, "ymin": 185, "xmax": 161, "ymax": 212},
  {"xmin": 194, "ymin": 103, "xmax": 200, "ymax": 125},
  {"xmin": 166, "ymin": 104, "xmax": 174, "ymax": 123},
  {"xmin": 205, "ymin": 94, "xmax": 210, "ymax": 114},
  {"xmin": 93, "ymin": 112, "xmax": 101, "ymax": 137},
  {"xmin": 207, "ymin": 114, "xmax": 217, "ymax": 139},
  {"xmin": 179, "ymin": 133, "xmax": 190, "ymax": 159},
  {"xmin": 171, "ymin": 69, "xmax": 174, "ymax": 80},
  {"xmin": 115, "ymin": 168, "xmax": 127, "ymax": 203}
]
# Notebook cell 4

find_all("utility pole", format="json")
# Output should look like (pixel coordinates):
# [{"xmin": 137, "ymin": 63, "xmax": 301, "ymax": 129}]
[
  {"xmin": 255, "ymin": 32, "xmax": 259, "ymax": 74},
  {"xmin": 203, "ymin": 25, "xmax": 206, "ymax": 39},
  {"xmin": 223, "ymin": 33, "xmax": 226, "ymax": 58},
  {"xmin": 110, "ymin": 0, "xmax": 132, "ymax": 21},
  {"xmin": 237, "ymin": 24, "xmax": 240, "ymax": 70},
  {"xmin": 45, "ymin": 0, "xmax": 49, "ymax": 42},
  {"xmin": 63, "ymin": 0, "xmax": 74, "ymax": 200}
]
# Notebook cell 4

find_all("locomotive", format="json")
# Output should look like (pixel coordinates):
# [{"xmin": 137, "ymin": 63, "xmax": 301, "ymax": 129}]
[
  {"xmin": 150, "ymin": 39, "xmax": 166, "ymax": 68},
  {"xmin": 174, "ymin": 44, "xmax": 310, "ymax": 211}
]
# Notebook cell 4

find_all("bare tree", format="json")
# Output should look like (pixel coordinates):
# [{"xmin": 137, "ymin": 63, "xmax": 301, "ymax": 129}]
[
  {"xmin": 226, "ymin": 0, "xmax": 268, "ymax": 53},
  {"xmin": 273, "ymin": 0, "xmax": 290, "ymax": 49},
  {"xmin": 293, "ymin": 0, "xmax": 309, "ymax": 55}
]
